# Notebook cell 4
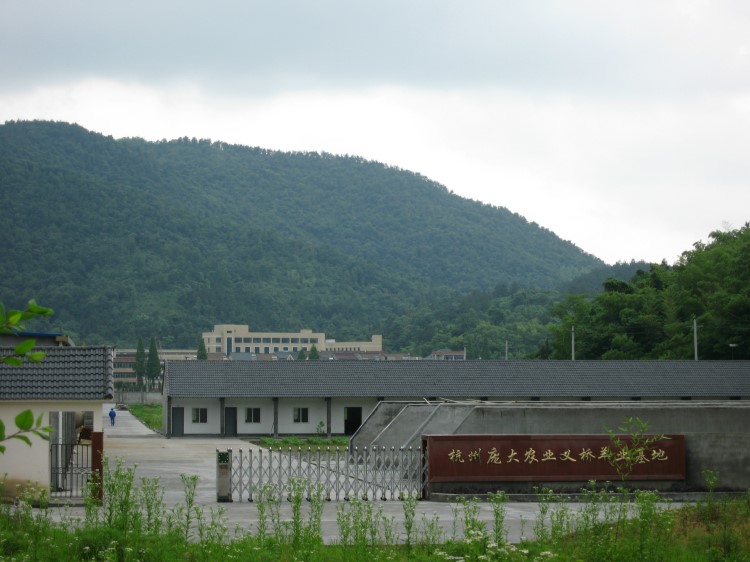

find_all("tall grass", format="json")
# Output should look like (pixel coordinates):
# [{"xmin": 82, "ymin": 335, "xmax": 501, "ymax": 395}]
[
  {"xmin": 2, "ymin": 463, "xmax": 750, "ymax": 561},
  {"xmin": 126, "ymin": 403, "xmax": 162, "ymax": 432}
]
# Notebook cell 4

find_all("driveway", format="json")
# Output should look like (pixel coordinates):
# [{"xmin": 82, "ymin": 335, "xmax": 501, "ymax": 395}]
[{"xmin": 98, "ymin": 403, "xmax": 550, "ymax": 543}]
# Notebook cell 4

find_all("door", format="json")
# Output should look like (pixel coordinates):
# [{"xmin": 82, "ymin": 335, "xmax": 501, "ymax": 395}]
[
  {"xmin": 171, "ymin": 407, "xmax": 184, "ymax": 437},
  {"xmin": 344, "ymin": 407, "xmax": 362, "ymax": 435},
  {"xmin": 224, "ymin": 407, "xmax": 237, "ymax": 437}
]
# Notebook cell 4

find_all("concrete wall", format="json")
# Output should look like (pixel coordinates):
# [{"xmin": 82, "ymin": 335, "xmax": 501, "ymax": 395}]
[
  {"xmin": 453, "ymin": 402, "xmax": 750, "ymax": 491},
  {"xmin": 115, "ymin": 390, "xmax": 162, "ymax": 404},
  {"xmin": 350, "ymin": 401, "xmax": 416, "ymax": 450},
  {"xmin": 355, "ymin": 401, "xmax": 750, "ymax": 492},
  {"xmin": 365, "ymin": 403, "xmax": 478, "ymax": 450},
  {"xmin": 367, "ymin": 404, "xmax": 438, "ymax": 449},
  {"xmin": 402, "ymin": 404, "xmax": 475, "ymax": 449}
]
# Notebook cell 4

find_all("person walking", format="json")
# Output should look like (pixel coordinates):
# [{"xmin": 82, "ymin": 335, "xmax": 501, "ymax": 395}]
[{"xmin": 109, "ymin": 407, "xmax": 116, "ymax": 426}]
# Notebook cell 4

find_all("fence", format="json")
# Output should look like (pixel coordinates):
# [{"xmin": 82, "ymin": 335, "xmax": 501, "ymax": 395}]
[
  {"xmin": 115, "ymin": 390, "xmax": 162, "ymax": 404},
  {"xmin": 223, "ymin": 446, "xmax": 426, "ymax": 502},
  {"xmin": 50, "ymin": 442, "xmax": 91, "ymax": 498}
]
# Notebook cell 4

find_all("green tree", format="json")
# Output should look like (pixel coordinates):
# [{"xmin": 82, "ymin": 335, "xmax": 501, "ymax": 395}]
[
  {"xmin": 134, "ymin": 337, "xmax": 146, "ymax": 387},
  {"xmin": 0, "ymin": 299, "xmax": 54, "ymax": 453},
  {"xmin": 0, "ymin": 410, "xmax": 51, "ymax": 454},
  {"xmin": 297, "ymin": 349, "xmax": 307, "ymax": 361},
  {"xmin": 1, "ymin": 300, "xmax": 54, "ymax": 365},
  {"xmin": 546, "ymin": 224, "xmax": 750, "ymax": 360},
  {"xmin": 465, "ymin": 321, "xmax": 505, "ymax": 359},
  {"xmin": 197, "ymin": 338, "xmax": 208, "ymax": 360},
  {"xmin": 146, "ymin": 337, "xmax": 161, "ymax": 390},
  {"xmin": 308, "ymin": 344, "xmax": 319, "ymax": 360}
]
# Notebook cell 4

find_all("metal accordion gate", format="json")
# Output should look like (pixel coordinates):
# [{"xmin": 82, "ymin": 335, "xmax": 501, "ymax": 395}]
[{"xmin": 222, "ymin": 446, "xmax": 427, "ymax": 502}]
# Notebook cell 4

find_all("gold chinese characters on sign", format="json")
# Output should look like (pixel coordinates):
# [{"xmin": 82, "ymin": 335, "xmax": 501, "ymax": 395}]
[
  {"xmin": 447, "ymin": 444, "xmax": 669, "ymax": 465},
  {"xmin": 425, "ymin": 434, "xmax": 685, "ymax": 483}
]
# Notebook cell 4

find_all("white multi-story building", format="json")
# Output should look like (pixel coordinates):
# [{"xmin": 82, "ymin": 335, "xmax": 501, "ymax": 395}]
[{"xmin": 202, "ymin": 324, "xmax": 383, "ymax": 357}]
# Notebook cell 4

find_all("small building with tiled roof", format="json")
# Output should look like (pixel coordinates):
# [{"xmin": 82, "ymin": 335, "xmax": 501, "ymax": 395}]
[
  {"xmin": 0, "ymin": 346, "xmax": 114, "ymax": 500},
  {"xmin": 425, "ymin": 349, "xmax": 466, "ymax": 360},
  {"xmin": 162, "ymin": 360, "xmax": 750, "ymax": 438}
]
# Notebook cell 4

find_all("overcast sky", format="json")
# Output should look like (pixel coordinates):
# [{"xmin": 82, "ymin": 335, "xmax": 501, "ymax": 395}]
[{"xmin": 2, "ymin": 1, "xmax": 749, "ymax": 264}]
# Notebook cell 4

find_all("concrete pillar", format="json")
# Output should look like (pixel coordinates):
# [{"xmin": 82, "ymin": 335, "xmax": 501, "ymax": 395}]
[
  {"xmin": 325, "ymin": 397, "xmax": 332, "ymax": 438},
  {"xmin": 220, "ymin": 397, "xmax": 225, "ymax": 437},
  {"xmin": 273, "ymin": 397, "xmax": 279, "ymax": 439},
  {"xmin": 166, "ymin": 396, "xmax": 172, "ymax": 438}
]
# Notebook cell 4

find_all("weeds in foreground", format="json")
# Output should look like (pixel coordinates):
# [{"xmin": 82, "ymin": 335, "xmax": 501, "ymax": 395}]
[{"xmin": 2, "ymin": 463, "xmax": 750, "ymax": 561}]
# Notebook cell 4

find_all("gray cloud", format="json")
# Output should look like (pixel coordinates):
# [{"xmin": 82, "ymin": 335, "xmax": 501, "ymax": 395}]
[
  {"xmin": 3, "ymin": 1, "xmax": 748, "ymax": 97},
  {"xmin": 2, "ymin": 1, "xmax": 749, "ymax": 264}
]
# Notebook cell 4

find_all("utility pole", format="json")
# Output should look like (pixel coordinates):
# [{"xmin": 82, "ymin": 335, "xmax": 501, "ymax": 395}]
[
  {"xmin": 693, "ymin": 317, "xmax": 698, "ymax": 361},
  {"xmin": 505, "ymin": 340, "xmax": 508, "ymax": 360},
  {"xmin": 571, "ymin": 325, "xmax": 575, "ymax": 361}
]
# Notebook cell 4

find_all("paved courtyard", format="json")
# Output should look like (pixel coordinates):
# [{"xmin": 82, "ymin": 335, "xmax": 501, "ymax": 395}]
[
  {"xmin": 99, "ymin": 403, "xmax": 548, "ymax": 543},
  {"xmin": 44, "ymin": 403, "xmax": 689, "ymax": 545}
]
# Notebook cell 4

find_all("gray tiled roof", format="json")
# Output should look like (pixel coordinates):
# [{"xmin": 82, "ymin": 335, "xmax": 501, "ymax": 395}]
[
  {"xmin": 0, "ymin": 346, "xmax": 114, "ymax": 401},
  {"xmin": 164, "ymin": 360, "xmax": 750, "ymax": 399}
]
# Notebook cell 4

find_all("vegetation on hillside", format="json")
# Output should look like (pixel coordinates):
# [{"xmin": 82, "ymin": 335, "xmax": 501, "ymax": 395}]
[
  {"xmin": 1, "ymin": 121, "xmax": 746, "ymax": 361},
  {"xmin": 378, "ymin": 226, "xmax": 748, "ymax": 360},
  {"xmin": 547, "ymin": 225, "xmax": 750, "ymax": 360},
  {"xmin": 0, "ymin": 120, "xmax": 599, "ymax": 348}
]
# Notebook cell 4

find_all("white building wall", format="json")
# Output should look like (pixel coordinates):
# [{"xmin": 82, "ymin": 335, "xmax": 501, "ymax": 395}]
[
  {"xmin": 330, "ymin": 397, "xmax": 379, "ymax": 433},
  {"xmin": 225, "ymin": 398, "xmax": 275, "ymax": 434},
  {"xmin": 172, "ymin": 398, "xmax": 222, "ymax": 435},
  {"xmin": 0, "ymin": 400, "xmax": 104, "ymax": 499},
  {"xmin": 277, "ymin": 397, "xmax": 328, "ymax": 434}
]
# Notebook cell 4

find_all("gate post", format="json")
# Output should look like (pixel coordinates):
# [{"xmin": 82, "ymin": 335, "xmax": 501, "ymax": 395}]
[
  {"xmin": 92, "ymin": 431, "xmax": 104, "ymax": 502},
  {"xmin": 217, "ymin": 449, "xmax": 233, "ymax": 502}
]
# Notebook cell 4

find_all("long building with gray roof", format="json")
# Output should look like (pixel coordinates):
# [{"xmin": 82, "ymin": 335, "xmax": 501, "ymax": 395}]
[{"xmin": 163, "ymin": 360, "xmax": 749, "ymax": 438}]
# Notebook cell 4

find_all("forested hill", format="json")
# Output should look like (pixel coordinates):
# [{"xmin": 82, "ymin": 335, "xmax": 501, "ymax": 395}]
[{"xmin": 0, "ymin": 120, "xmax": 601, "ymax": 347}]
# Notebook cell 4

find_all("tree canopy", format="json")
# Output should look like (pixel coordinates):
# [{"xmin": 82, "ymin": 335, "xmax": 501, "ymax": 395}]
[
  {"xmin": 546, "ymin": 225, "xmax": 750, "ymax": 360},
  {"xmin": 0, "ymin": 120, "xmax": 600, "ymax": 348}
]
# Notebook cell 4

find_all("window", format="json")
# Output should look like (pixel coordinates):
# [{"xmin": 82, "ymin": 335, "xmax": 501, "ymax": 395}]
[
  {"xmin": 293, "ymin": 407, "xmax": 309, "ymax": 423},
  {"xmin": 245, "ymin": 407, "xmax": 261, "ymax": 423},
  {"xmin": 192, "ymin": 407, "xmax": 207, "ymax": 423},
  {"xmin": 282, "ymin": 337, "xmax": 290, "ymax": 343},
  {"xmin": 272, "ymin": 337, "xmax": 280, "ymax": 343},
  {"xmin": 215, "ymin": 337, "xmax": 222, "ymax": 343}
]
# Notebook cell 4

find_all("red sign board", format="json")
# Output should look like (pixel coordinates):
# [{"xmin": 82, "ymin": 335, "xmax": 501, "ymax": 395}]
[{"xmin": 424, "ymin": 434, "xmax": 685, "ymax": 482}]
